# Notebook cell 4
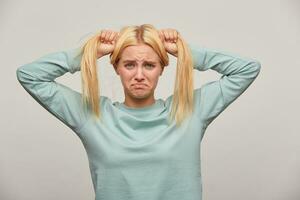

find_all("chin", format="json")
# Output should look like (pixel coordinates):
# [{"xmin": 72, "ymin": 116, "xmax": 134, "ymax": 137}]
[
  {"xmin": 132, "ymin": 93, "xmax": 150, "ymax": 99},
  {"xmin": 130, "ymin": 90, "xmax": 152, "ymax": 99}
]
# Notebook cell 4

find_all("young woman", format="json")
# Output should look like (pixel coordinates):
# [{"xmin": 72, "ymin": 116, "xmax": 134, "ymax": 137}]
[{"xmin": 16, "ymin": 24, "xmax": 261, "ymax": 200}]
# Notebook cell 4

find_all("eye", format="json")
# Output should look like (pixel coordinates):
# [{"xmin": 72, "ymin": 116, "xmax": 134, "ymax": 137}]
[
  {"xmin": 125, "ymin": 63, "xmax": 134, "ymax": 68},
  {"xmin": 145, "ymin": 63, "xmax": 155, "ymax": 69}
]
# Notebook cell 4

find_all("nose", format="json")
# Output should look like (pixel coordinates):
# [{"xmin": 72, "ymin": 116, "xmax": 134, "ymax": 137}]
[{"xmin": 134, "ymin": 65, "xmax": 145, "ymax": 81}]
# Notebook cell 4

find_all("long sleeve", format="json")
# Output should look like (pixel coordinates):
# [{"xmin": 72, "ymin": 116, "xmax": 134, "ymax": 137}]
[
  {"xmin": 189, "ymin": 44, "xmax": 261, "ymax": 127},
  {"xmin": 16, "ymin": 47, "xmax": 92, "ymax": 136}
]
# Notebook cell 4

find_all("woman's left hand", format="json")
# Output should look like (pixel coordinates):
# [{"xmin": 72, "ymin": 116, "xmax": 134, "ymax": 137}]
[{"xmin": 158, "ymin": 28, "xmax": 179, "ymax": 57}]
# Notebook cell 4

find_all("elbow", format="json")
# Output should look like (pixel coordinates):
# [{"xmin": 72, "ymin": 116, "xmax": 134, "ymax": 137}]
[
  {"xmin": 254, "ymin": 61, "xmax": 261, "ymax": 77},
  {"xmin": 249, "ymin": 60, "xmax": 261, "ymax": 78},
  {"xmin": 16, "ymin": 65, "xmax": 31, "ymax": 84},
  {"xmin": 16, "ymin": 66, "xmax": 24, "ymax": 83}
]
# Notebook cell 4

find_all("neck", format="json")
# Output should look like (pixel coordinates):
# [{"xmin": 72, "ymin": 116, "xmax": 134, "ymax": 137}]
[{"xmin": 124, "ymin": 96, "xmax": 156, "ymax": 108}]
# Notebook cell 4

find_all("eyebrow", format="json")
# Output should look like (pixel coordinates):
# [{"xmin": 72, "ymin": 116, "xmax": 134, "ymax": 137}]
[{"xmin": 122, "ymin": 59, "xmax": 157, "ymax": 64}]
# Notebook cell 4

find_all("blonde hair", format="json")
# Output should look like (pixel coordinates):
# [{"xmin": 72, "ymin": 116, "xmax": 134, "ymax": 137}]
[{"xmin": 79, "ymin": 24, "xmax": 194, "ymax": 127}]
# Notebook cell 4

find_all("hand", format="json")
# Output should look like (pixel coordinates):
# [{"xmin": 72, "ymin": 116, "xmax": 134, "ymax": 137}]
[
  {"xmin": 97, "ymin": 30, "xmax": 119, "ymax": 59},
  {"xmin": 158, "ymin": 28, "xmax": 179, "ymax": 57}
]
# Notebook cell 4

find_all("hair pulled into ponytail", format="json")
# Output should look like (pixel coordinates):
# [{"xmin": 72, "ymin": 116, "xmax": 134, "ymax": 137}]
[{"xmin": 79, "ymin": 24, "xmax": 194, "ymax": 127}]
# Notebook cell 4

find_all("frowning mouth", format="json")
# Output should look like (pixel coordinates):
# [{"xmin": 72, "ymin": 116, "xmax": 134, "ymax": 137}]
[
  {"xmin": 132, "ymin": 84, "xmax": 147, "ymax": 89},
  {"xmin": 133, "ymin": 84, "xmax": 147, "ymax": 86}
]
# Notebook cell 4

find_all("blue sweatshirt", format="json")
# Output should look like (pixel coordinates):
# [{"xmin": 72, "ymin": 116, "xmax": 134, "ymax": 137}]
[{"xmin": 16, "ymin": 43, "xmax": 261, "ymax": 200}]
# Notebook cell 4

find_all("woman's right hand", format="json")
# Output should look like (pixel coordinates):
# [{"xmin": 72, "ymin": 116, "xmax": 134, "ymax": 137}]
[{"xmin": 97, "ymin": 30, "xmax": 119, "ymax": 59}]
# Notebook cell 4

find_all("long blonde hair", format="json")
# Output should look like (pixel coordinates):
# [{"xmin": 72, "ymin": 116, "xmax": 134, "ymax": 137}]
[{"xmin": 79, "ymin": 24, "xmax": 194, "ymax": 127}]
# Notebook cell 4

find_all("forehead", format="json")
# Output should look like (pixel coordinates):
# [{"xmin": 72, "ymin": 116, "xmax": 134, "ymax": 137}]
[{"xmin": 120, "ymin": 44, "xmax": 160, "ymax": 62}]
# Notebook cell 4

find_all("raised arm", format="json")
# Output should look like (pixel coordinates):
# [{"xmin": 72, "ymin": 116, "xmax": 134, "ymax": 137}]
[
  {"xmin": 16, "ymin": 47, "xmax": 92, "ymax": 137},
  {"xmin": 189, "ymin": 44, "xmax": 261, "ymax": 127}
]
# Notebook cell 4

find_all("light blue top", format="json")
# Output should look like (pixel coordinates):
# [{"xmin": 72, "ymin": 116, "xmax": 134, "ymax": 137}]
[{"xmin": 16, "ymin": 43, "xmax": 261, "ymax": 200}]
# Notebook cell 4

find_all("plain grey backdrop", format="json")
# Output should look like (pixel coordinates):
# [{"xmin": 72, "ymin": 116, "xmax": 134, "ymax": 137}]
[{"xmin": 1, "ymin": 0, "xmax": 299, "ymax": 199}]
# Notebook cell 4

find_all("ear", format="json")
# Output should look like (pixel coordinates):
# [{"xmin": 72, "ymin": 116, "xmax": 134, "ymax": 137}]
[
  {"xmin": 113, "ymin": 64, "xmax": 119, "ymax": 75},
  {"xmin": 160, "ymin": 66, "xmax": 165, "ymax": 76}
]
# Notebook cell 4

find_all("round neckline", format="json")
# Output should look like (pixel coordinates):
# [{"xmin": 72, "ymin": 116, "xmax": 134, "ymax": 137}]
[{"xmin": 119, "ymin": 99, "xmax": 161, "ymax": 112}]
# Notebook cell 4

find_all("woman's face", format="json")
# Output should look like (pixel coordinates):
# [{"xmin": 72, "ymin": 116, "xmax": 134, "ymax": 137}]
[{"xmin": 114, "ymin": 43, "xmax": 164, "ymax": 103}]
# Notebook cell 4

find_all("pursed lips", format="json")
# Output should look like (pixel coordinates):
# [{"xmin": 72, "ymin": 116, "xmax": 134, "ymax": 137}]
[{"xmin": 132, "ymin": 84, "xmax": 147, "ymax": 88}]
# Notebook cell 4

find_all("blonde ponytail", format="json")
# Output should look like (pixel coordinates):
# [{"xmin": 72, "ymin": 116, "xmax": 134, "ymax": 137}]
[
  {"xmin": 168, "ymin": 36, "xmax": 194, "ymax": 127},
  {"xmin": 79, "ymin": 31, "xmax": 103, "ymax": 122}
]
